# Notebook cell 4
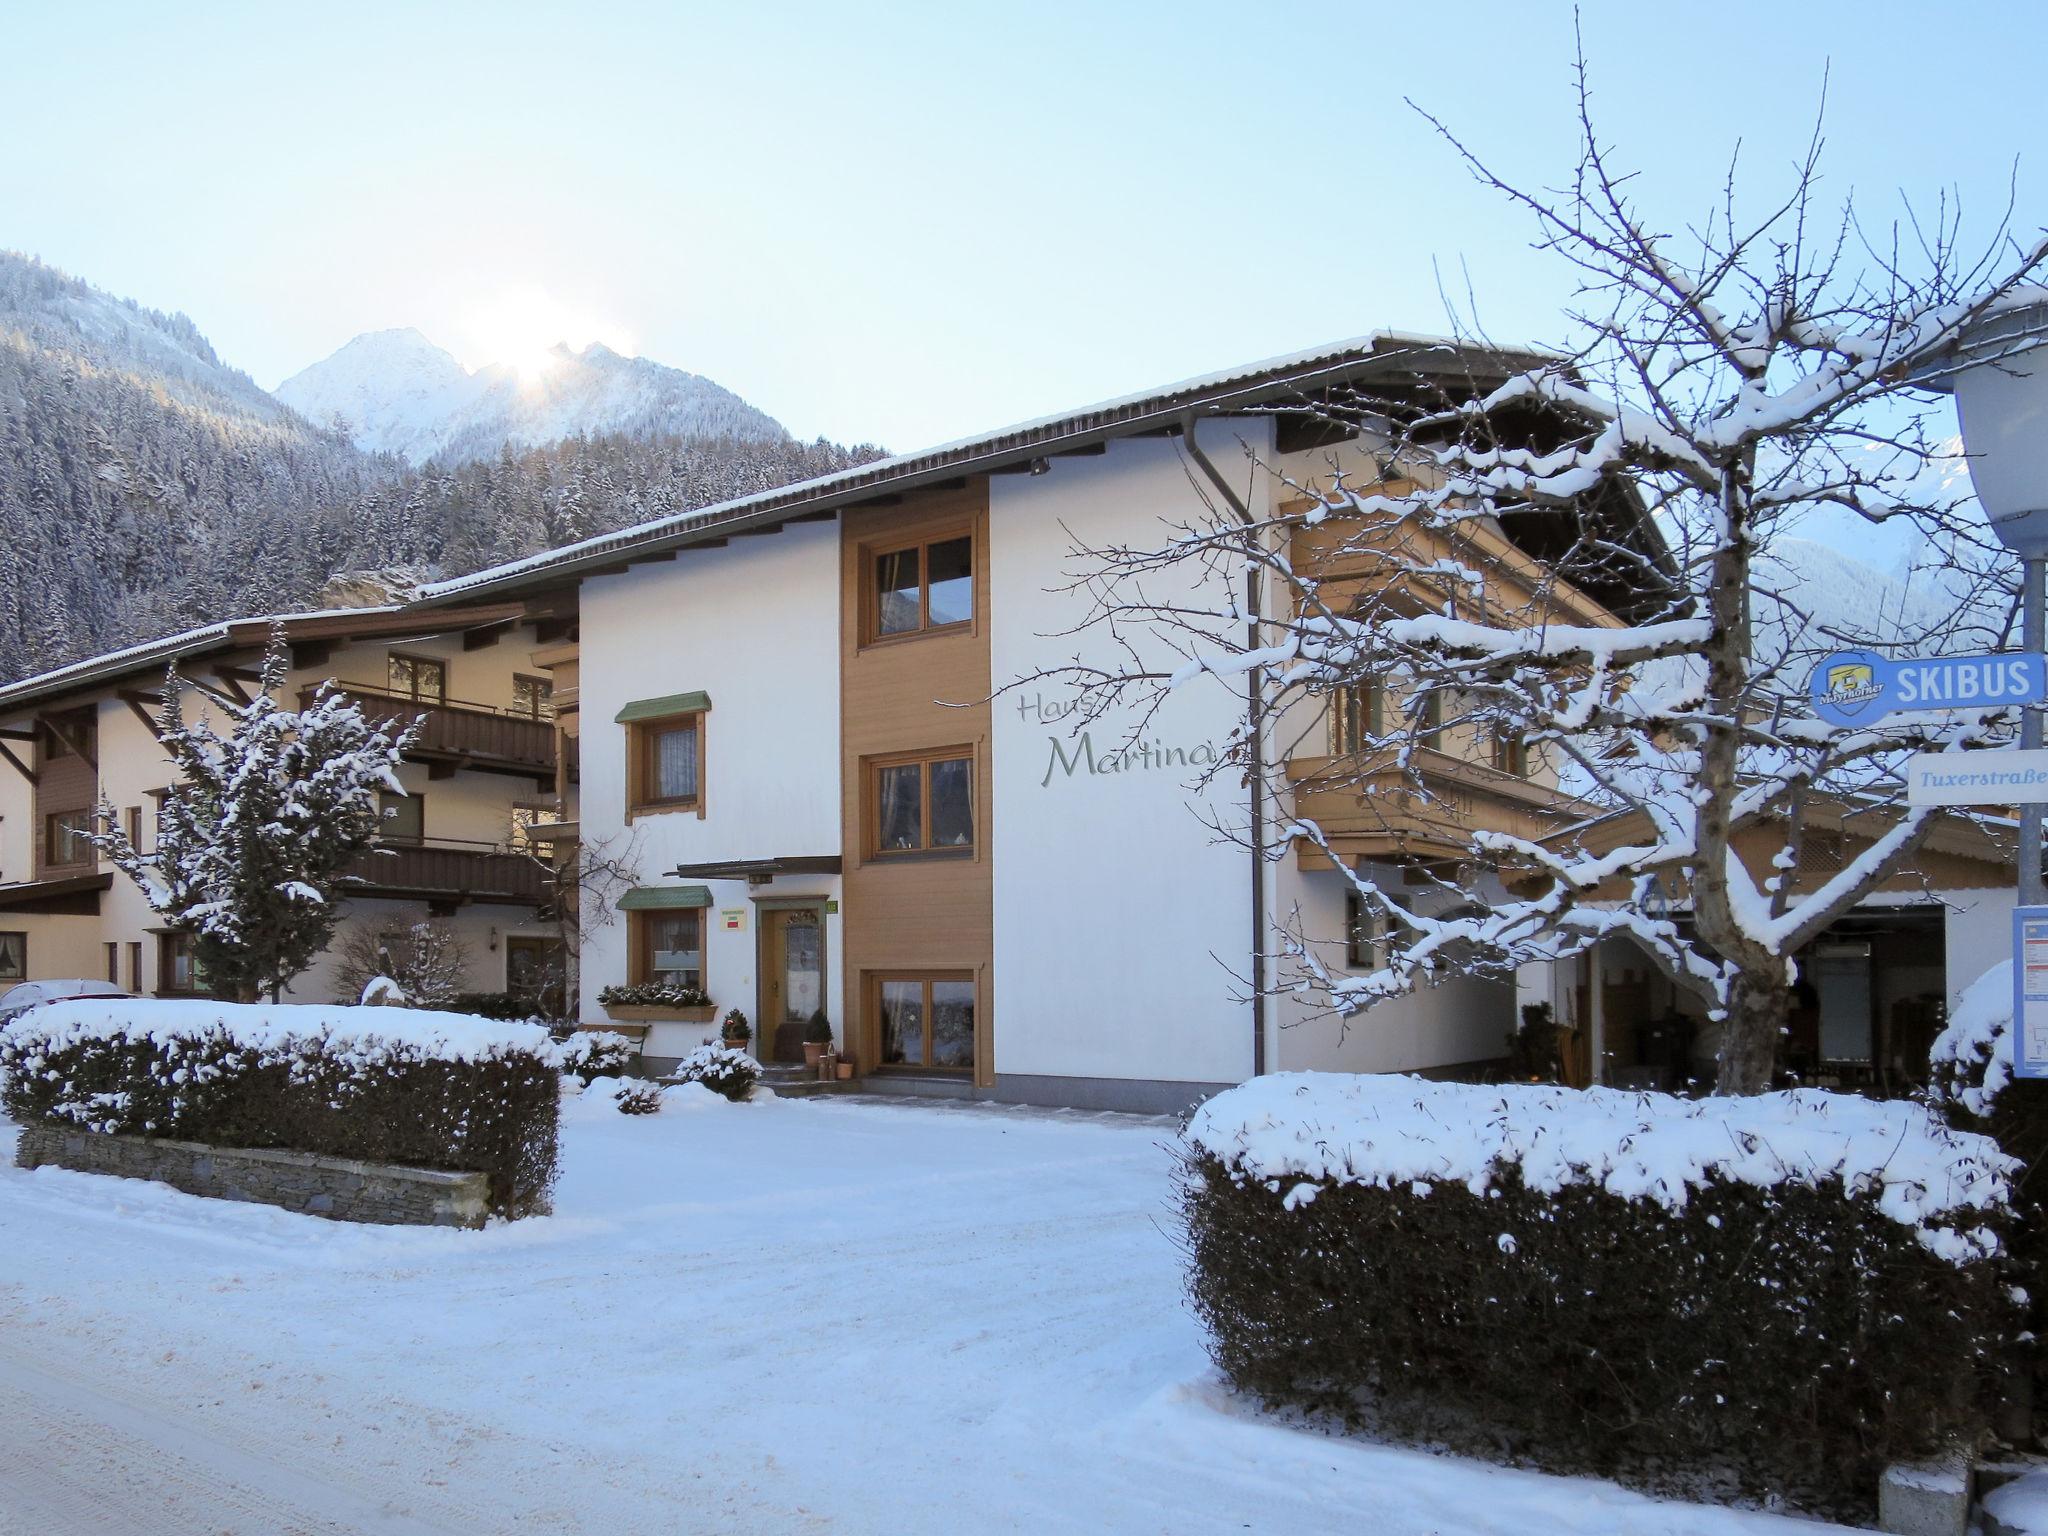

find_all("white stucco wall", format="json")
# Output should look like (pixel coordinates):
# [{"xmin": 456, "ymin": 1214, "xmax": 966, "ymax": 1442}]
[
  {"xmin": 1943, "ymin": 885, "xmax": 2016, "ymax": 1002},
  {"xmin": 574, "ymin": 522, "xmax": 843, "ymax": 1042},
  {"xmin": 989, "ymin": 433, "xmax": 1266, "ymax": 1087}
]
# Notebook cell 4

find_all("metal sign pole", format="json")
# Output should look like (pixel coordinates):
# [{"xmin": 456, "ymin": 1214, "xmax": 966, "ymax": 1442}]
[{"xmin": 2025, "ymin": 556, "xmax": 2047, "ymax": 907}]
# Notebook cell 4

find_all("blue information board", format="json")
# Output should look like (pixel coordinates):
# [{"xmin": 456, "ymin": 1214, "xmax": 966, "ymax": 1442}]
[{"xmin": 2015, "ymin": 905, "xmax": 2048, "ymax": 1079}]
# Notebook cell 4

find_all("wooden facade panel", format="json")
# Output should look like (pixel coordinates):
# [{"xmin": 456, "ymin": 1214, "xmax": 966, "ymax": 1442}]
[
  {"xmin": 34, "ymin": 711, "xmax": 97, "ymax": 880},
  {"xmin": 839, "ymin": 482, "xmax": 995, "ymax": 1084}
]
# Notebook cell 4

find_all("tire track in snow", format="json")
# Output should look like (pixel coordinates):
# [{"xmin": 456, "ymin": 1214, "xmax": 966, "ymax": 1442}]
[{"xmin": 0, "ymin": 1346, "xmax": 466, "ymax": 1535}]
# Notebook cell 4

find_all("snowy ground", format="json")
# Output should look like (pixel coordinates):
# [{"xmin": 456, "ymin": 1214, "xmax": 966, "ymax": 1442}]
[{"xmin": 0, "ymin": 1088, "xmax": 1845, "ymax": 1535}]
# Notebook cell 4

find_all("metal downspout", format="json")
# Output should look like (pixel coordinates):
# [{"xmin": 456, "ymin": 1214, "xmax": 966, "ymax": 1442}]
[{"xmin": 1182, "ymin": 412, "xmax": 1267, "ymax": 1078}]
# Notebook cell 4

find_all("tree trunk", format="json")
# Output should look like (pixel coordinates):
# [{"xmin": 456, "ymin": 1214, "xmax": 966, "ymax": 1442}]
[{"xmin": 1715, "ymin": 970, "xmax": 1788, "ymax": 1095}]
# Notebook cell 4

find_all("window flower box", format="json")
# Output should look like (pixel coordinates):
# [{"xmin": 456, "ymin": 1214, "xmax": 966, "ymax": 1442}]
[
  {"xmin": 597, "ymin": 983, "xmax": 715, "ymax": 1025},
  {"xmin": 603, "ymin": 1003, "xmax": 715, "ymax": 1024}
]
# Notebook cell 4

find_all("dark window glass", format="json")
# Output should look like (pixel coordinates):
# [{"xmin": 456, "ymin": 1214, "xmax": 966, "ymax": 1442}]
[
  {"xmin": 879, "ymin": 979, "xmax": 925, "ymax": 1065},
  {"xmin": 928, "ymin": 758, "xmax": 973, "ymax": 847},
  {"xmin": 389, "ymin": 655, "xmax": 447, "ymax": 703},
  {"xmin": 877, "ymin": 763, "xmax": 922, "ymax": 850},
  {"xmin": 926, "ymin": 537, "xmax": 973, "ymax": 627},
  {"xmin": 930, "ymin": 981, "xmax": 975, "ymax": 1067},
  {"xmin": 0, "ymin": 931, "xmax": 24, "ymax": 982},
  {"xmin": 875, "ymin": 548, "xmax": 921, "ymax": 636},
  {"xmin": 44, "ymin": 810, "xmax": 91, "ymax": 866},
  {"xmin": 513, "ymin": 675, "xmax": 554, "ymax": 720},
  {"xmin": 380, "ymin": 791, "xmax": 423, "ymax": 843}
]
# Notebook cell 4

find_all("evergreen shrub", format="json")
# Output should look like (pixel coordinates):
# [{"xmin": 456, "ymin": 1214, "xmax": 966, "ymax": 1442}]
[
  {"xmin": 0, "ymin": 1001, "xmax": 559, "ymax": 1218},
  {"xmin": 1182, "ymin": 1073, "xmax": 2020, "ymax": 1518}
]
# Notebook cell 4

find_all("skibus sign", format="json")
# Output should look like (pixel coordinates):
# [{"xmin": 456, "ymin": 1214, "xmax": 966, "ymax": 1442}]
[{"xmin": 1808, "ymin": 650, "xmax": 2048, "ymax": 728}]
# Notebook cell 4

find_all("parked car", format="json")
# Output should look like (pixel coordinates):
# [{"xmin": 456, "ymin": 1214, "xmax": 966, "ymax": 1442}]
[{"xmin": 0, "ymin": 979, "xmax": 129, "ymax": 1024}]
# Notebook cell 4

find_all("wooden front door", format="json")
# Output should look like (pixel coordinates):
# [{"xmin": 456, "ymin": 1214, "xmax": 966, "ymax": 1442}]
[{"xmin": 760, "ymin": 907, "xmax": 826, "ymax": 1064}]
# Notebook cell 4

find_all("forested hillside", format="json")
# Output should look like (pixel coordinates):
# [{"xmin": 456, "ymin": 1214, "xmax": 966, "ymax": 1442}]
[{"xmin": 0, "ymin": 253, "xmax": 881, "ymax": 682}]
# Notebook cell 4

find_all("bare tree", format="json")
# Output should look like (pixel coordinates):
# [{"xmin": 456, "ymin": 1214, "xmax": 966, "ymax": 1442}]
[
  {"xmin": 1027, "ymin": 54, "xmax": 2047, "ymax": 1093},
  {"xmin": 330, "ymin": 915, "xmax": 470, "ymax": 1009},
  {"xmin": 506, "ymin": 816, "xmax": 641, "ymax": 1020}
]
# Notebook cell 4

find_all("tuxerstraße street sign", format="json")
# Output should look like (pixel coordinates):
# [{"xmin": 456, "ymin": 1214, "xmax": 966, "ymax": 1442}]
[
  {"xmin": 1903, "ymin": 748, "xmax": 2048, "ymax": 806},
  {"xmin": 1809, "ymin": 649, "xmax": 2048, "ymax": 728}
]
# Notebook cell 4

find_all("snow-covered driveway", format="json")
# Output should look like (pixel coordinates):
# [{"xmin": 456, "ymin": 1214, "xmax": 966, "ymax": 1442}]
[{"xmin": 0, "ymin": 1091, "xmax": 1838, "ymax": 1535}]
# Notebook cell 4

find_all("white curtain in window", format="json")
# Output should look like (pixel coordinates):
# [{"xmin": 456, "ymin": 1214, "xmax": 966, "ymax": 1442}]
[{"xmin": 657, "ymin": 724, "xmax": 698, "ymax": 799}]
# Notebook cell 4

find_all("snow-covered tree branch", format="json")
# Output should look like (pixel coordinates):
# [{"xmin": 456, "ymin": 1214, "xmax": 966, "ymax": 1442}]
[{"xmin": 1045, "ymin": 59, "xmax": 2047, "ymax": 1093}]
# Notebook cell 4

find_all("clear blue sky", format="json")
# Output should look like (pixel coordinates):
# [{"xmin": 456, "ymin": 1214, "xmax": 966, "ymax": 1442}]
[{"xmin": 1, "ymin": 0, "xmax": 2041, "ymax": 455}]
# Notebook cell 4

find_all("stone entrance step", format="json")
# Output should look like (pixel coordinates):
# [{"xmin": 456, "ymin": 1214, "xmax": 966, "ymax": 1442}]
[{"xmin": 755, "ymin": 1062, "xmax": 854, "ymax": 1099}]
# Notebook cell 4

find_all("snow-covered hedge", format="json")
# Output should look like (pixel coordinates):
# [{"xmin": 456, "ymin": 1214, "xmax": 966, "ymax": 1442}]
[
  {"xmin": 1181, "ymin": 1073, "xmax": 2021, "ymax": 1517},
  {"xmin": 0, "ymin": 1001, "xmax": 559, "ymax": 1218}
]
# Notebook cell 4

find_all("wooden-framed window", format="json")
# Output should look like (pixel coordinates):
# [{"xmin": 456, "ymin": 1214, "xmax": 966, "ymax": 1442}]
[
  {"xmin": 0, "ymin": 931, "xmax": 25, "ymax": 983},
  {"xmin": 40, "ymin": 711, "xmax": 93, "ymax": 762},
  {"xmin": 1344, "ymin": 891, "xmax": 1377, "ymax": 969},
  {"xmin": 1416, "ymin": 689, "xmax": 1444, "ymax": 739},
  {"xmin": 871, "ymin": 971, "xmax": 975, "ymax": 1072},
  {"xmin": 1331, "ymin": 682, "xmax": 1381, "ymax": 756},
  {"xmin": 512, "ymin": 674, "xmax": 554, "ymax": 721},
  {"xmin": 126, "ymin": 941, "xmax": 142, "ymax": 993},
  {"xmin": 864, "ymin": 530, "xmax": 974, "ymax": 643},
  {"xmin": 1492, "ymin": 730, "xmax": 1528, "ymax": 777},
  {"xmin": 867, "ymin": 747, "xmax": 974, "ymax": 858},
  {"xmin": 510, "ymin": 802, "xmax": 557, "ymax": 859},
  {"xmin": 387, "ymin": 652, "xmax": 447, "ymax": 704},
  {"xmin": 628, "ymin": 713, "xmax": 705, "ymax": 816},
  {"xmin": 104, "ymin": 941, "xmax": 119, "ymax": 984},
  {"xmin": 379, "ymin": 790, "xmax": 424, "ymax": 844},
  {"xmin": 44, "ymin": 809, "xmax": 92, "ymax": 868},
  {"xmin": 629, "ymin": 908, "xmax": 704, "ymax": 992},
  {"xmin": 123, "ymin": 804, "xmax": 142, "ymax": 850},
  {"xmin": 158, "ymin": 932, "xmax": 207, "ymax": 996}
]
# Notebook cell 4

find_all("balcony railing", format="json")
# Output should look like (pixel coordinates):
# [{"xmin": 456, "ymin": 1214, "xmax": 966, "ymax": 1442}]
[
  {"xmin": 306, "ymin": 684, "xmax": 557, "ymax": 781},
  {"xmin": 1285, "ymin": 747, "xmax": 1579, "ymax": 866},
  {"xmin": 342, "ymin": 838, "xmax": 551, "ymax": 907}
]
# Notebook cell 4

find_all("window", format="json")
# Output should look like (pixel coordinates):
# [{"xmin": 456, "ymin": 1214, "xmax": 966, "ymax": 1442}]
[
  {"xmin": 628, "ymin": 713, "xmax": 704, "ymax": 815},
  {"xmin": 510, "ymin": 803, "xmax": 558, "ymax": 859},
  {"xmin": 512, "ymin": 674, "xmax": 554, "ymax": 721},
  {"xmin": 0, "ymin": 931, "xmax": 25, "ymax": 983},
  {"xmin": 866, "ymin": 532, "xmax": 973, "ymax": 641},
  {"xmin": 1331, "ymin": 682, "xmax": 1381, "ymax": 756},
  {"xmin": 874, "ymin": 973, "xmax": 975, "ymax": 1071},
  {"xmin": 126, "ymin": 941, "xmax": 142, "ymax": 993},
  {"xmin": 44, "ymin": 809, "xmax": 92, "ymax": 867},
  {"xmin": 1416, "ymin": 689, "xmax": 1444, "ymax": 739},
  {"xmin": 104, "ymin": 942, "xmax": 119, "ymax": 984},
  {"xmin": 1492, "ymin": 730, "xmax": 1528, "ymax": 777},
  {"xmin": 387, "ymin": 653, "xmax": 447, "ymax": 703},
  {"xmin": 40, "ymin": 712, "xmax": 92, "ymax": 761},
  {"xmin": 631, "ymin": 909, "xmax": 704, "ymax": 992},
  {"xmin": 1344, "ymin": 892, "xmax": 1377, "ymax": 970},
  {"xmin": 868, "ymin": 748, "xmax": 973, "ymax": 857},
  {"xmin": 159, "ymin": 932, "xmax": 207, "ymax": 996},
  {"xmin": 379, "ymin": 791, "xmax": 424, "ymax": 844},
  {"xmin": 124, "ymin": 804, "xmax": 142, "ymax": 850}
]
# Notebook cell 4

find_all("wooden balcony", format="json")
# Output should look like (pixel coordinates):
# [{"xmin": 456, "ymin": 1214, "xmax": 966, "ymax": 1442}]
[
  {"xmin": 342, "ymin": 839, "xmax": 551, "ymax": 910},
  {"xmin": 1285, "ymin": 747, "xmax": 1579, "ymax": 869},
  {"xmin": 305, "ymin": 685, "xmax": 556, "ymax": 786}
]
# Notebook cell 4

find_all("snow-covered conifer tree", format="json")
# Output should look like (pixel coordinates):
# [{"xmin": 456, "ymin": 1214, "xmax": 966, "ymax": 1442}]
[{"xmin": 94, "ymin": 627, "xmax": 416, "ymax": 1001}]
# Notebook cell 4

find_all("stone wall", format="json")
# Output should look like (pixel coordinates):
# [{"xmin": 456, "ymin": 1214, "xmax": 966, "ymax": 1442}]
[{"xmin": 14, "ymin": 1124, "xmax": 492, "ymax": 1229}]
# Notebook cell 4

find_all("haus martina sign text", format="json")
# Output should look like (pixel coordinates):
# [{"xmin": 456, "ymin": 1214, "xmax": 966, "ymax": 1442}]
[
  {"xmin": 1808, "ymin": 649, "xmax": 2048, "ymax": 728},
  {"xmin": 1015, "ymin": 693, "xmax": 1221, "ymax": 788}
]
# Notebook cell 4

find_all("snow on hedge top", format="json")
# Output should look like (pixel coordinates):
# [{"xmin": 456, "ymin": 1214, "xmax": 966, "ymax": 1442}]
[
  {"xmin": 1187, "ymin": 1072, "xmax": 2015, "ymax": 1261},
  {"xmin": 1930, "ymin": 962, "xmax": 2014, "ymax": 1119},
  {"xmin": 4, "ymin": 999, "xmax": 552, "ymax": 1062}
]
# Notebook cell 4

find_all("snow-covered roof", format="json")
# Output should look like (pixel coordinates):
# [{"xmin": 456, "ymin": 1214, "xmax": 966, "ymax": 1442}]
[
  {"xmin": 418, "ymin": 331, "xmax": 1559, "ymax": 606},
  {"xmin": 0, "ymin": 602, "xmax": 517, "ymax": 717}
]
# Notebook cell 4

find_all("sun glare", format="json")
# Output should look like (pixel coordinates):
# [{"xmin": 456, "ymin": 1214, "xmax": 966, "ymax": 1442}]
[{"xmin": 458, "ymin": 285, "xmax": 635, "ymax": 390}]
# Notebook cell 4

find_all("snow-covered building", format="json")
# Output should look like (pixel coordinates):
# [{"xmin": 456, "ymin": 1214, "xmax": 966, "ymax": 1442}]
[
  {"xmin": 398, "ymin": 332, "xmax": 2011, "ymax": 1107},
  {"xmin": 0, "ymin": 605, "xmax": 578, "ymax": 1008}
]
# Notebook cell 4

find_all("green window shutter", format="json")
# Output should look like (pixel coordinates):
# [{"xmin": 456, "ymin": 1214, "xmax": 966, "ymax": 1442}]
[
  {"xmin": 614, "ymin": 691, "xmax": 711, "ymax": 724},
  {"xmin": 615, "ymin": 885, "xmax": 714, "ymax": 911}
]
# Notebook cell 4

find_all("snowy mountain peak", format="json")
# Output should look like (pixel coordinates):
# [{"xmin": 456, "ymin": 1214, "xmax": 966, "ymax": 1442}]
[{"xmin": 275, "ymin": 329, "xmax": 787, "ymax": 465}]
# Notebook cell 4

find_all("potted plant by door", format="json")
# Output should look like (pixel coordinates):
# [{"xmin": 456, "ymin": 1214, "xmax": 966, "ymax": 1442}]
[
  {"xmin": 802, "ymin": 1009, "xmax": 834, "ymax": 1070},
  {"xmin": 721, "ymin": 1008, "xmax": 752, "ymax": 1056}
]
